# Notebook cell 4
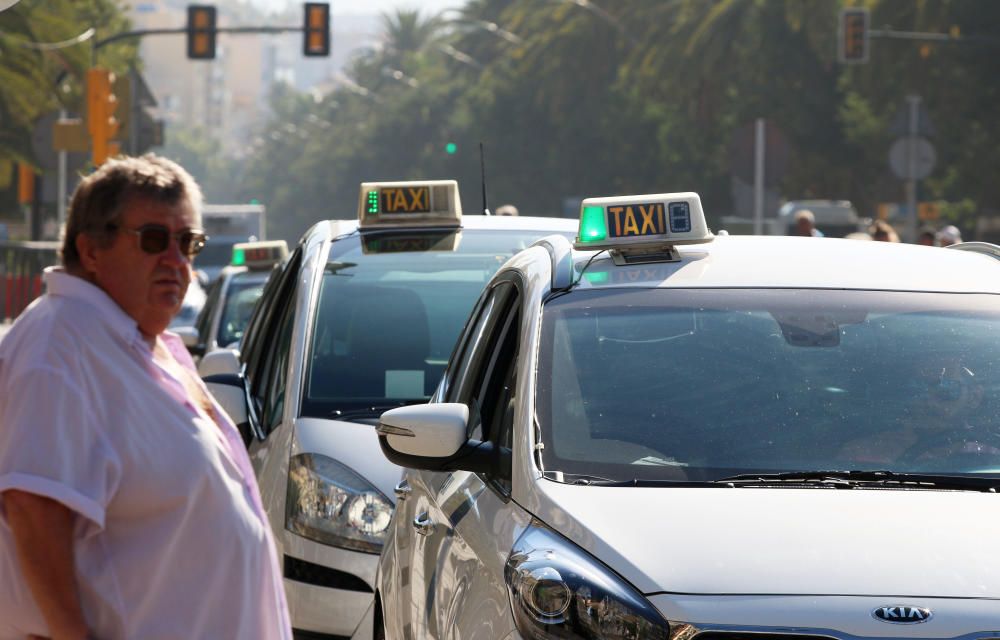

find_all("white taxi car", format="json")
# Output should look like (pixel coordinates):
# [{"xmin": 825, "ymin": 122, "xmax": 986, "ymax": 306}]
[
  {"xmin": 203, "ymin": 180, "xmax": 577, "ymax": 639},
  {"xmin": 177, "ymin": 240, "xmax": 287, "ymax": 373},
  {"xmin": 375, "ymin": 192, "xmax": 1000, "ymax": 639}
]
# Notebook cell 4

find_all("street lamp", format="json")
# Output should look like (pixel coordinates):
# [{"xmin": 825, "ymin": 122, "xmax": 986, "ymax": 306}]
[
  {"xmin": 554, "ymin": 0, "xmax": 637, "ymax": 49},
  {"xmin": 334, "ymin": 72, "xmax": 381, "ymax": 103},
  {"xmin": 435, "ymin": 43, "xmax": 482, "ymax": 68},
  {"xmin": 381, "ymin": 66, "xmax": 419, "ymax": 88},
  {"xmin": 441, "ymin": 9, "xmax": 523, "ymax": 45}
]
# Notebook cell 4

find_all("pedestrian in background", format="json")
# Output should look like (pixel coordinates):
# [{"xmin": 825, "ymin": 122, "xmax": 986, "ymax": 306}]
[
  {"xmin": 917, "ymin": 226, "xmax": 938, "ymax": 246},
  {"xmin": 793, "ymin": 209, "xmax": 823, "ymax": 237},
  {"xmin": 870, "ymin": 220, "xmax": 900, "ymax": 242},
  {"xmin": 496, "ymin": 203, "xmax": 520, "ymax": 216},
  {"xmin": 0, "ymin": 155, "xmax": 291, "ymax": 640},
  {"xmin": 937, "ymin": 224, "xmax": 963, "ymax": 247}
]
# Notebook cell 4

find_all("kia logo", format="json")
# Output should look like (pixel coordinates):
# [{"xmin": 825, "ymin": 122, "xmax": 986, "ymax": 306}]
[{"xmin": 872, "ymin": 605, "xmax": 932, "ymax": 624}]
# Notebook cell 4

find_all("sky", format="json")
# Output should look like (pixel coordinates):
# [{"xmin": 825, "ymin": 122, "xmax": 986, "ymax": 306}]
[{"xmin": 250, "ymin": 0, "xmax": 457, "ymax": 16}]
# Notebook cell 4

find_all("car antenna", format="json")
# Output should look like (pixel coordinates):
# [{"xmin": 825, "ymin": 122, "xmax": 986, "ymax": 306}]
[{"xmin": 480, "ymin": 141, "xmax": 491, "ymax": 216}]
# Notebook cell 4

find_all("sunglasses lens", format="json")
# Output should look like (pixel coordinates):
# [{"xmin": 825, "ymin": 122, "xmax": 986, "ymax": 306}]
[
  {"xmin": 182, "ymin": 232, "xmax": 207, "ymax": 256},
  {"xmin": 139, "ymin": 226, "xmax": 170, "ymax": 253}
]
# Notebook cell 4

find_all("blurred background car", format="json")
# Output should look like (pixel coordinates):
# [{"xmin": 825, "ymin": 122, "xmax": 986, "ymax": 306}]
[{"xmin": 177, "ymin": 240, "xmax": 287, "ymax": 370}]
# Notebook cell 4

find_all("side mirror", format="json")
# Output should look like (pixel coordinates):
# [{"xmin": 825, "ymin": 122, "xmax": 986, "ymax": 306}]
[
  {"xmin": 203, "ymin": 372, "xmax": 251, "ymax": 445},
  {"xmin": 379, "ymin": 403, "xmax": 469, "ymax": 458},
  {"xmin": 377, "ymin": 403, "xmax": 510, "ymax": 477},
  {"xmin": 198, "ymin": 348, "xmax": 240, "ymax": 378}
]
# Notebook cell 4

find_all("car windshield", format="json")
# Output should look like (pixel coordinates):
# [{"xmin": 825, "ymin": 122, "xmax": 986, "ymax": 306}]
[
  {"xmin": 536, "ymin": 288, "xmax": 1000, "ymax": 482},
  {"xmin": 302, "ymin": 227, "xmax": 571, "ymax": 418},
  {"xmin": 217, "ymin": 273, "xmax": 268, "ymax": 348}
]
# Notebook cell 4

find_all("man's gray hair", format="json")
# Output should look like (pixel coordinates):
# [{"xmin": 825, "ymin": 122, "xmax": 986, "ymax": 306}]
[{"xmin": 61, "ymin": 154, "xmax": 203, "ymax": 271}]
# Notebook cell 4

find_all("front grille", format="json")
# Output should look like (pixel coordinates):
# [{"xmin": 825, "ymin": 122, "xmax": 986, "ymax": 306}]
[{"xmin": 283, "ymin": 555, "xmax": 373, "ymax": 593}]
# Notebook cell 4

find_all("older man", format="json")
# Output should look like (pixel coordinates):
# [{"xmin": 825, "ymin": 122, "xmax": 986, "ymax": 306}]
[{"xmin": 0, "ymin": 155, "xmax": 290, "ymax": 639}]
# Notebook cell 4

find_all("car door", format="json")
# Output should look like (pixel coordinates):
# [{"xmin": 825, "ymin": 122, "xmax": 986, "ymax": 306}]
[{"xmin": 396, "ymin": 275, "xmax": 529, "ymax": 639}]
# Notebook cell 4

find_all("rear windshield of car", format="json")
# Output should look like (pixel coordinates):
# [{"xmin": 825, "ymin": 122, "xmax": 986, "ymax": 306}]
[
  {"xmin": 537, "ymin": 288, "xmax": 1000, "ymax": 481},
  {"xmin": 302, "ymin": 227, "xmax": 571, "ymax": 418}
]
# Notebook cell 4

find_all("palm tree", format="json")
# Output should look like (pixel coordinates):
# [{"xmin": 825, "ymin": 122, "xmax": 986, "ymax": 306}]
[{"xmin": 0, "ymin": 0, "xmax": 135, "ymax": 165}]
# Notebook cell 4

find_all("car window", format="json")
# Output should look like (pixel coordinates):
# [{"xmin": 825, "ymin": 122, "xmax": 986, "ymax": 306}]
[
  {"xmin": 242, "ymin": 252, "xmax": 298, "ymax": 373},
  {"xmin": 217, "ymin": 274, "xmax": 268, "ymax": 348},
  {"xmin": 447, "ymin": 281, "xmax": 515, "ymax": 408},
  {"xmin": 301, "ymin": 228, "xmax": 566, "ymax": 418},
  {"xmin": 195, "ymin": 277, "xmax": 223, "ymax": 345},
  {"xmin": 536, "ymin": 288, "xmax": 1000, "ymax": 482},
  {"xmin": 260, "ymin": 290, "xmax": 297, "ymax": 435},
  {"xmin": 244, "ymin": 248, "xmax": 302, "ymax": 430}
]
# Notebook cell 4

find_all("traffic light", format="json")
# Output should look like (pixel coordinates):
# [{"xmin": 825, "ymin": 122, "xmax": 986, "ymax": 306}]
[
  {"xmin": 303, "ymin": 3, "xmax": 330, "ymax": 57},
  {"xmin": 839, "ymin": 8, "xmax": 869, "ymax": 64},
  {"xmin": 187, "ymin": 5, "xmax": 217, "ymax": 60},
  {"xmin": 17, "ymin": 163, "xmax": 34, "ymax": 205},
  {"xmin": 86, "ymin": 68, "xmax": 120, "ymax": 166}
]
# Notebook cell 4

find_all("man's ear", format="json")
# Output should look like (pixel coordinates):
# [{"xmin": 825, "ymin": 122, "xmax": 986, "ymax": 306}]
[{"xmin": 75, "ymin": 232, "xmax": 100, "ymax": 274}]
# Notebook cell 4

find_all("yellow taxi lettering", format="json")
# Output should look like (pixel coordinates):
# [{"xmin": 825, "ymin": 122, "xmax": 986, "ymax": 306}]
[
  {"xmin": 622, "ymin": 207, "xmax": 640, "ymax": 236},
  {"xmin": 639, "ymin": 204, "xmax": 658, "ymax": 235},
  {"xmin": 394, "ymin": 188, "xmax": 411, "ymax": 212},
  {"xmin": 607, "ymin": 206, "xmax": 623, "ymax": 237},
  {"xmin": 408, "ymin": 187, "xmax": 428, "ymax": 211}
]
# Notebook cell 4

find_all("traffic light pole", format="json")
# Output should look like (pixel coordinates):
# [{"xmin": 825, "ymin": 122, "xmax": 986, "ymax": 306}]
[{"xmin": 91, "ymin": 25, "xmax": 314, "ymax": 64}]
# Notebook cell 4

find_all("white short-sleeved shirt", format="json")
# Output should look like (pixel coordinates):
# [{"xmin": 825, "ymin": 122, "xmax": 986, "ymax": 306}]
[{"xmin": 0, "ymin": 268, "xmax": 291, "ymax": 640}]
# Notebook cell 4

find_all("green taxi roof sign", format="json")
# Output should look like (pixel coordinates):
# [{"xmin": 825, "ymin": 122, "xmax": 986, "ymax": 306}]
[
  {"xmin": 574, "ymin": 192, "xmax": 714, "ymax": 253},
  {"xmin": 358, "ymin": 180, "xmax": 462, "ymax": 229},
  {"xmin": 231, "ymin": 240, "xmax": 288, "ymax": 270}
]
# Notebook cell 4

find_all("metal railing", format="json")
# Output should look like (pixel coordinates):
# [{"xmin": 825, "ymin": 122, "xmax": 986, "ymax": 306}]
[{"xmin": 0, "ymin": 242, "xmax": 60, "ymax": 322}]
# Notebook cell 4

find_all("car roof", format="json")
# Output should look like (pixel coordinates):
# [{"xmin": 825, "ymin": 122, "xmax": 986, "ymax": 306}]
[
  {"xmin": 571, "ymin": 235, "xmax": 1000, "ymax": 294},
  {"xmin": 319, "ymin": 214, "xmax": 577, "ymax": 238}
]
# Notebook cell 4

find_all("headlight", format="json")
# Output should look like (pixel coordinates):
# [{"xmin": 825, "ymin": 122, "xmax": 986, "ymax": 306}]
[
  {"xmin": 285, "ymin": 453, "xmax": 393, "ymax": 553},
  {"xmin": 504, "ymin": 522, "xmax": 669, "ymax": 640}
]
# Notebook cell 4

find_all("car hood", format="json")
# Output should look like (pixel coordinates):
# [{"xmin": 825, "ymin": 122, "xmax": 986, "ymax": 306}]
[
  {"xmin": 292, "ymin": 416, "xmax": 403, "ymax": 501},
  {"xmin": 530, "ymin": 481, "xmax": 1000, "ymax": 598}
]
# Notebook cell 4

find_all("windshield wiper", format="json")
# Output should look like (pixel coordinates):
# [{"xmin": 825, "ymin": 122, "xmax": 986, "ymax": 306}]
[
  {"xmin": 542, "ymin": 472, "xmax": 711, "ymax": 487},
  {"xmin": 331, "ymin": 401, "xmax": 425, "ymax": 423},
  {"xmin": 715, "ymin": 470, "xmax": 1000, "ymax": 492}
]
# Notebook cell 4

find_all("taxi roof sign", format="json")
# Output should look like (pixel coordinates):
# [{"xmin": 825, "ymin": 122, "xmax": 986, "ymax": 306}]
[
  {"xmin": 231, "ymin": 240, "xmax": 288, "ymax": 270},
  {"xmin": 358, "ymin": 180, "xmax": 462, "ymax": 229},
  {"xmin": 574, "ymin": 192, "xmax": 713, "ymax": 253}
]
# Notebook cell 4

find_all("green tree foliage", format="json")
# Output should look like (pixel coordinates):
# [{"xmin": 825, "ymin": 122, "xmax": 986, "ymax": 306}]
[
  {"xmin": 0, "ymin": 0, "xmax": 137, "ymax": 166},
  {"xmin": 240, "ymin": 0, "xmax": 1000, "ymax": 242}
]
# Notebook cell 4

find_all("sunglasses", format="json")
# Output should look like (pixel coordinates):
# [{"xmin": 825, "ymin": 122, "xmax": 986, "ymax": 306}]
[{"xmin": 114, "ymin": 224, "xmax": 208, "ymax": 257}]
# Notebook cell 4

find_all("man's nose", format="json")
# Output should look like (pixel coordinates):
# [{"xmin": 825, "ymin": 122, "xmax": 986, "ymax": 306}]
[{"xmin": 160, "ymin": 234, "xmax": 190, "ymax": 266}]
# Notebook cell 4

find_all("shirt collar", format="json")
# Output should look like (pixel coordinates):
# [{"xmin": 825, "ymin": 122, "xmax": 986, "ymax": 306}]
[{"xmin": 44, "ymin": 266, "xmax": 149, "ymax": 350}]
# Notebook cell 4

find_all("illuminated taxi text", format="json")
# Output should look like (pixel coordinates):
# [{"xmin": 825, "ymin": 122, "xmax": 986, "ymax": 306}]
[
  {"xmin": 607, "ymin": 202, "xmax": 666, "ymax": 238},
  {"xmin": 381, "ymin": 186, "xmax": 431, "ymax": 214}
]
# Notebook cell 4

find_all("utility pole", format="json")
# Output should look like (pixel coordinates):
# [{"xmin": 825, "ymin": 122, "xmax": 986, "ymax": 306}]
[
  {"xmin": 904, "ymin": 95, "xmax": 920, "ymax": 244},
  {"xmin": 753, "ymin": 118, "xmax": 765, "ymax": 235}
]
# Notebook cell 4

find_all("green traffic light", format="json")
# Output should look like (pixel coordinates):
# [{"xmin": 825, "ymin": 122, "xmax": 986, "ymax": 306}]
[{"xmin": 445, "ymin": 142, "xmax": 457, "ymax": 155}]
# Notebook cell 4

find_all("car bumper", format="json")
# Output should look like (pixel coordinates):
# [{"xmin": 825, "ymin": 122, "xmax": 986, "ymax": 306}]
[{"xmin": 282, "ymin": 532, "xmax": 380, "ymax": 637}]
